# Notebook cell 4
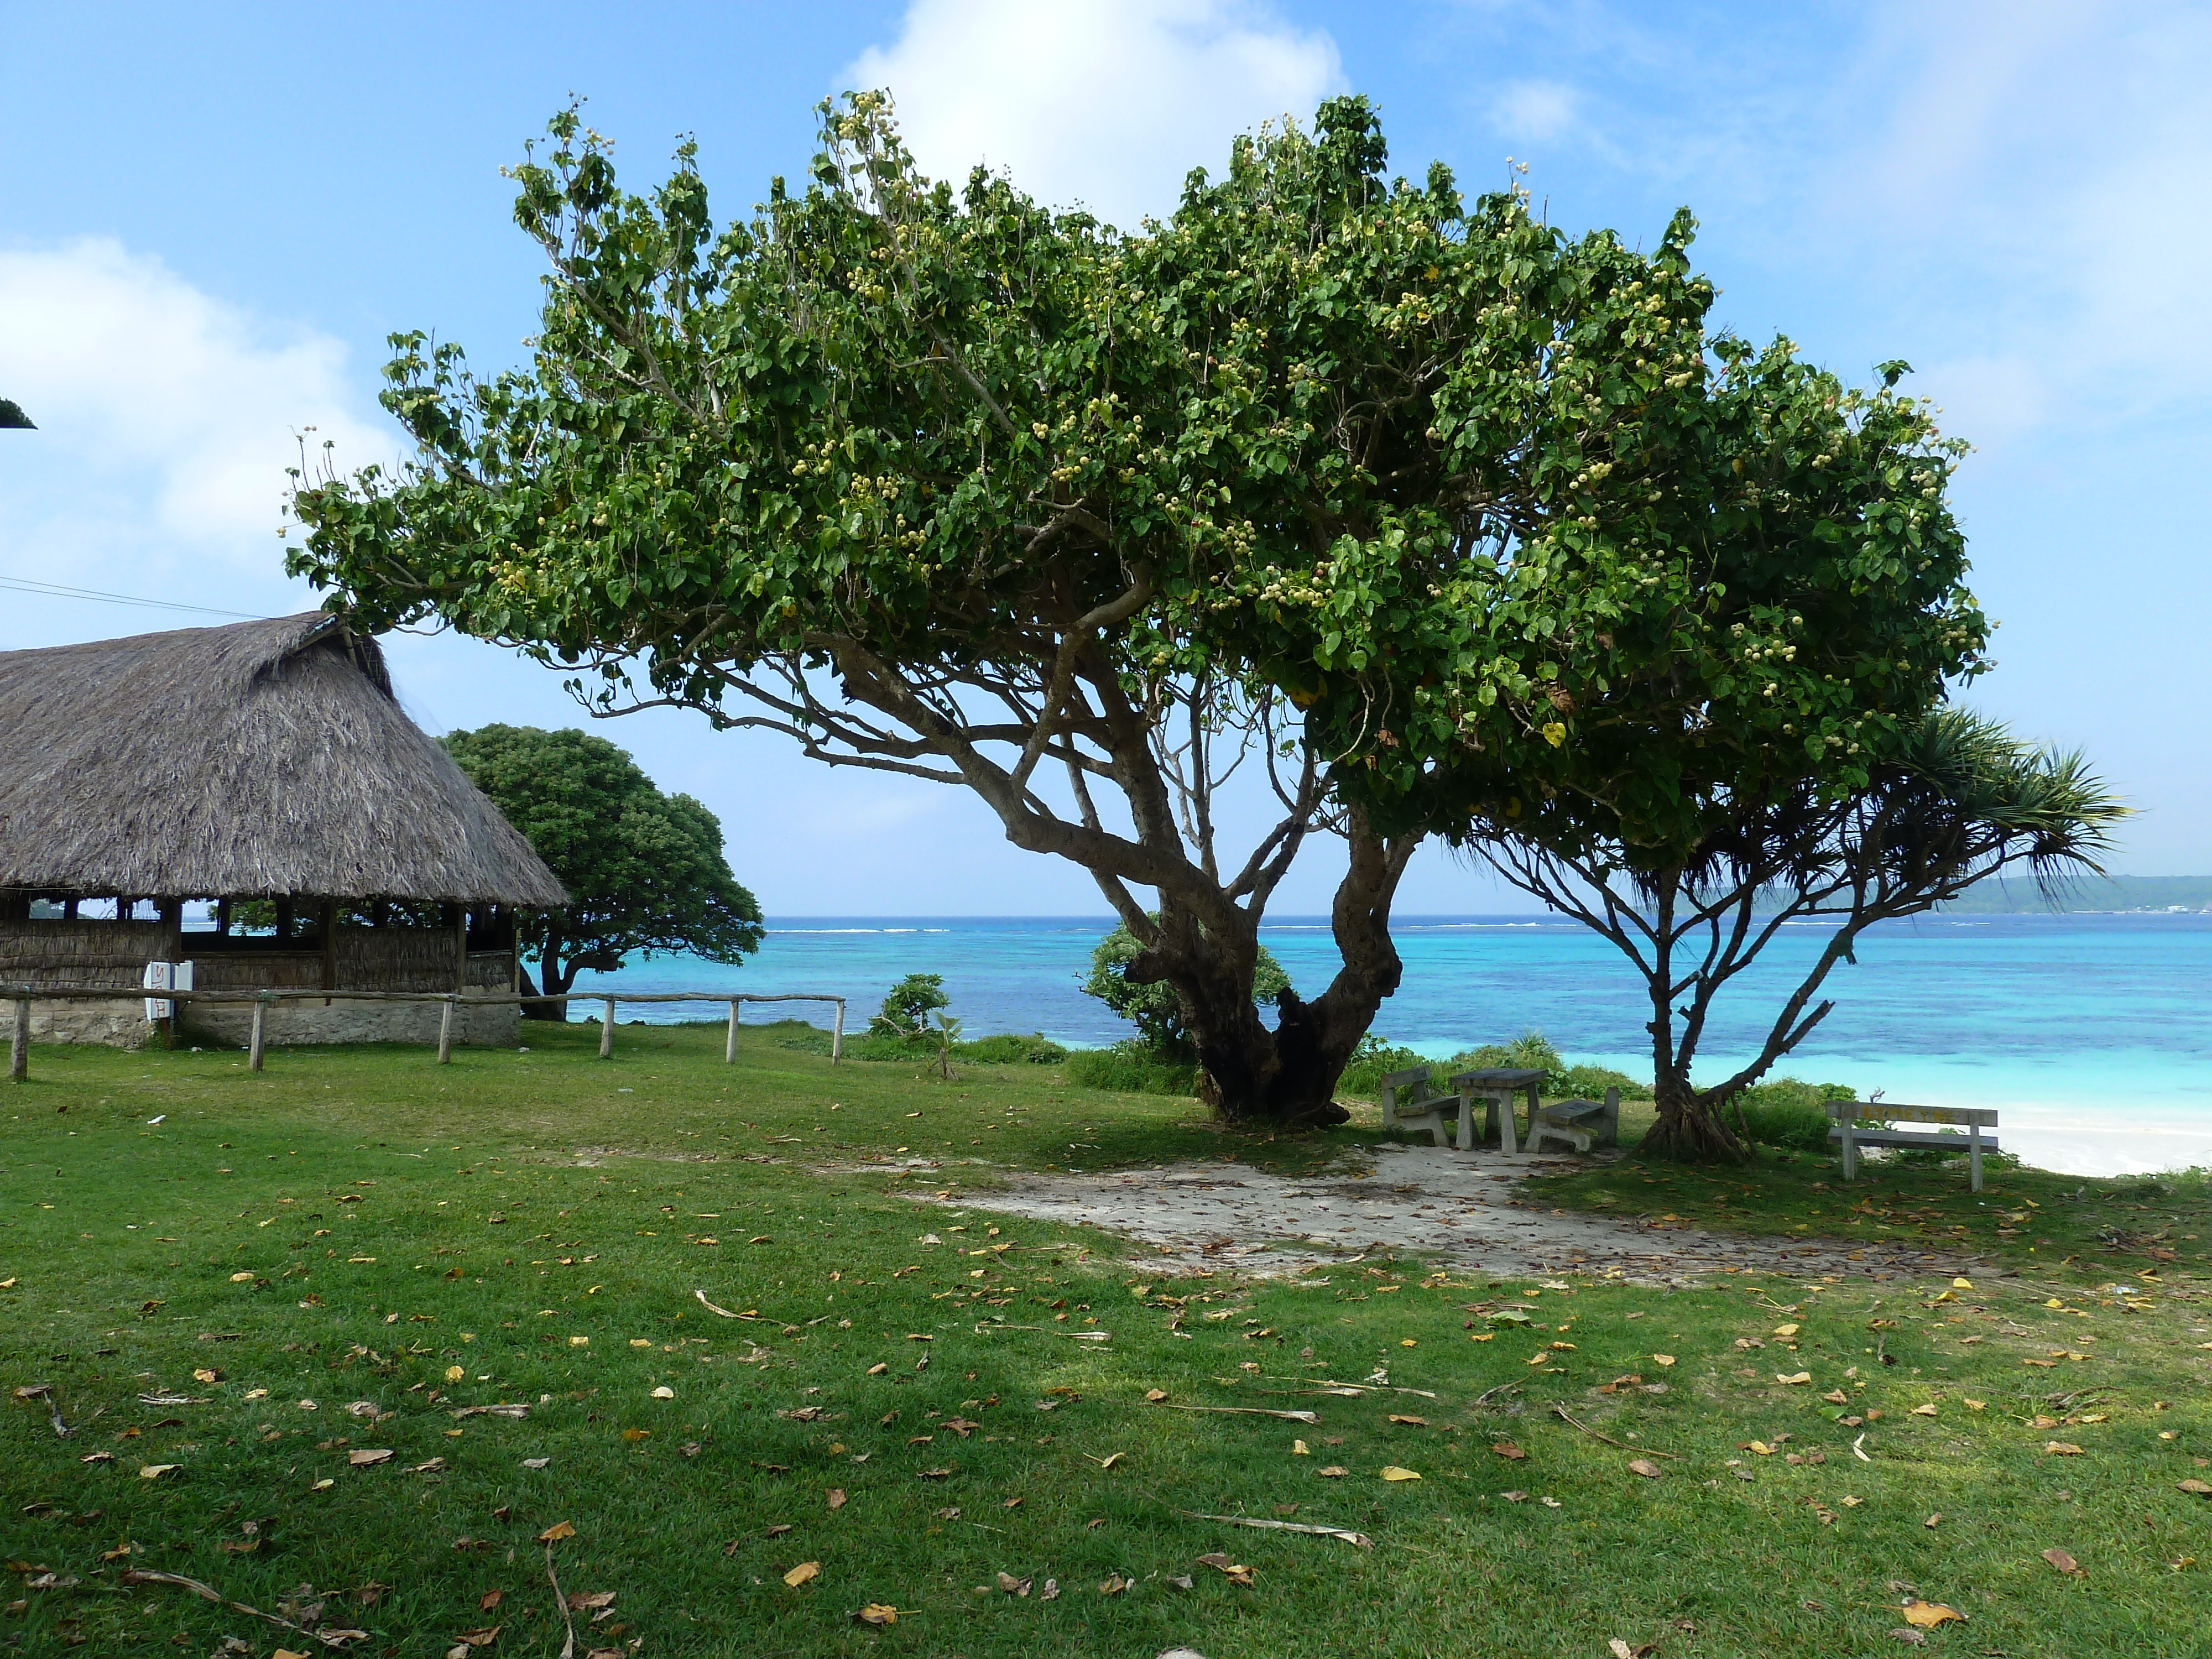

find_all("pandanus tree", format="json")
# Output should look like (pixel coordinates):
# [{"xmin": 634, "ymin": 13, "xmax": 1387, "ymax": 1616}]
[{"xmin": 288, "ymin": 93, "xmax": 1744, "ymax": 1121}]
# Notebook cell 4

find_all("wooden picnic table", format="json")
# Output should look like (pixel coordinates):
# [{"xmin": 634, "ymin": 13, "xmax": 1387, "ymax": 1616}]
[{"xmin": 1448, "ymin": 1066, "xmax": 1547, "ymax": 1154}]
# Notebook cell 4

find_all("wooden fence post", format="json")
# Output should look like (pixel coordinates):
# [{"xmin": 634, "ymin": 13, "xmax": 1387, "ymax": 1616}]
[
  {"xmin": 831, "ymin": 998, "xmax": 844, "ymax": 1063},
  {"xmin": 437, "ymin": 996, "xmax": 456, "ymax": 1066},
  {"xmin": 249, "ymin": 995, "xmax": 268, "ymax": 1073},
  {"xmin": 599, "ymin": 997, "xmax": 615, "ymax": 1060},
  {"xmin": 726, "ymin": 999, "xmax": 740, "ymax": 1065},
  {"xmin": 8, "ymin": 994, "xmax": 28, "ymax": 1083}
]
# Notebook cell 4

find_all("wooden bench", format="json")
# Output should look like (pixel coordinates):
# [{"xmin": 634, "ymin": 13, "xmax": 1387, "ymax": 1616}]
[
  {"xmin": 1527, "ymin": 1088, "xmax": 1620, "ymax": 1154},
  {"xmin": 1380, "ymin": 1065, "xmax": 1470, "ymax": 1150},
  {"xmin": 1827, "ymin": 1102, "xmax": 2000, "ymax": 1192}
]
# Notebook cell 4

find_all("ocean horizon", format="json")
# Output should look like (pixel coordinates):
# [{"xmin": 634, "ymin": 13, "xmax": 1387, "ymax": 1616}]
[{"xmin": 567, "ymin": 912, "xmax": 2212, "ymax": 1178}]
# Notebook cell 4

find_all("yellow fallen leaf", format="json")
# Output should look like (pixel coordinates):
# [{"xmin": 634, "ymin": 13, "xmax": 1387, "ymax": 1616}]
[
  {"xmin": 1749, "ymin": 1441, "xmax": 1775, "ymax": 1455},
  {"xmin": 1653, "ymin": 1354, "xmax": 1676, "ymax": 1366},
  {"xmin": 1470, "ymin": 1333, "xmax": 1494, "ymax": 1342},
  {"xmin": 1901, "ymin": 1600, "xmax": 1964, "ymax": 1629},
  {"xmin": 2042, "ymin": 1547, "xmax": 2080, "ymax": 1575},
  {"xmin": 537, "ymin": 1520, "xmax": 576, "ymax": 1542},
  {"xmin": 192, "ymin": 1368, "xmax": 221, "ymax": 1384},
  {"xmin": 228, "ymin": 1271, "xmax": 256, "ymax": 1282},
  {"xmin": 1953, "ymin": 1277, "xmax": 1974, "ymax": 1290},
  {"xmin": 1776, "ymin": 1372, "xmax": 1812, "ymax": 1385},
  {"xmin": 1773, "ymin": 1323, "xmax": 1800, "ymax": 1338},
  {"xmin": 1144, "ymin": 1389, "xmax": 1168, "ymax": 1402},
  {"xmin": 348, "ymin": 1448, "xmax": 393, "ymax": 1466},
  {"xmin": 1822, "ymin": 1390, "xmax": 1849, "ymax": 1405},
  {"xmin": 1627, "ymin": 1458, "xmax": 1661, "ymax": 1479},
  {"xmin": 1911, "ymin": 1404, "xmax": 1938, "ymax": 1417},
  {"xmin": 651, "ymin": 1386, "xmax": 675, "ymax": 1400},
  {"xmin": 445, "ymin": 1366, "xmax": 465, "ymax": 1383},
  {"xmin": 1317, "ymin": 1465, "xmax": 1348, "ymax": 1477},
  {"xmin": 1098, "ymin": 1572, "xmax": 1129, "ymax": 1594},
  {"xmin": 139, "ymin": 1463, "xmax": 179, "ymax": 1480},
  {"xmin": 1401, "ymin": 1339, "xmax": 1417, "ymax": 1348},
  {"xmin": 2044, "ymin": 1442, "xmax": 2085, "ymax": 1456},
  {"xmin": 1964, "ymin": 1399, "xmax": 1986, "ymax": 1411},
  {"xmin": 856, "ymin": 1604, "xmax": 898, "ymax": 1625},
  {"xmin": 1380, "ymin": 1466, "xmax": 1422, "ymax": 1481},
  {"xmin": 783, "ymin": 1561, "xmax": 820, "ymax": 1588},
  {"xmin": 1292, "ymin": 1439, "xmax": 1310, "ymax": 1456}
]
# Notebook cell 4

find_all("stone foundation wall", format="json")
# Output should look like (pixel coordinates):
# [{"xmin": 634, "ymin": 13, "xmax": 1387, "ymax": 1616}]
[
  {"xmin": 182, "ymin": 997, "xmax": 518, "ymax": 1050},
  {"xmin": 28, "ymin": 998, "xmax": 155, "ymax": 1046}
]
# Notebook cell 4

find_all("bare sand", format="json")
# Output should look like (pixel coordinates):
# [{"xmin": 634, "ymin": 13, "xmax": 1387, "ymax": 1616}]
[{"xmin": 910, "ymin": 1144, "xmax": 1990, "ymax": 1286}]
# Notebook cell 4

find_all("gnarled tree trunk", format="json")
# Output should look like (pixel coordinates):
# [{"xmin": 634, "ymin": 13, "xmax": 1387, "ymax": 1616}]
[{"xmin": 1136, "ymin": 821, "xmax": 1418, "ymax": 1126}]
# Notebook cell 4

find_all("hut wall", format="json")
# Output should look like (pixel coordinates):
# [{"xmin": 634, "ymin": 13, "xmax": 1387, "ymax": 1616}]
[
  {"xmin": 0, "ymin": 920, "xmax": 518, "ymax": 1047},
  {"xmin": 0, "ymin": 919, "xmax": 179, "ymax": 1044}
]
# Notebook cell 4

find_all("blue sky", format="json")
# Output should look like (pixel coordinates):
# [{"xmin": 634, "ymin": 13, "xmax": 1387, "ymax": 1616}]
[{"xmin": 3, "ymin": 1, "xmax": 2206, "ymax": 915}]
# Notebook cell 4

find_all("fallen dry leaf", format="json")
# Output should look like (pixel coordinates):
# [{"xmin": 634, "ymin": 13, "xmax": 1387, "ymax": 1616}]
[
  {"xmin": 828, "ymin": 1488, "xmax": 847, "ymax": 1511},
  {"xmin": 348, "ymin": 1448, "xmax": 393, "ymax": 1467},
  {"xmin": 138, "ymin": 1464, "xmax": 179, "ymax": 1480},
  {"xmin": 1040, "ymin": 1578, "xmax": 1060, "ymax": 1600},
  {"xmin": 2177, "ymin": 1479, "xmax": 2212, "ymax": 1498},
  {"xmin": 537, "ymin": 1521, "xmax": 576, "ymax": 1543},
  {"xmin": 1195, "ymin": 1551, "xmax": 1255, "ymax": 1586},
  {"xmin": 1379, "ymin": 1466, "xmax": 1422, "ymax": 1482},
  {"xmin": 651, "ymin": 1386, "xmax": 675, "ymax": 1400},
  {"xmin": 453, "ymin": 1629, "xmax": 501, "ymax": 1649},
  {"xmin": 996, "ymin": 1571, "xmax": 1030, "ymax": 1597},
  {"xmin": 1900, "ymin": 1600, "xmax": 1964, "ymax": 1629},
  {"xmin": 1911, "ymin": 1404, "xmax": 1938, "ymax": 1417},
  {"xmin": 1098, "ymin": 1572, "xmax": 1129, "ymax": 1595},
  {"xmin": 1491, "ymin": 1442, "xmax": 1527, "ymax": 1462},
  {"xmin": 1776, "ymin": 1371, "xmax": 1813, "ymax": 1386},
  {"xmin": 2042, "ymin": 1547, "xmax": 2080, "ymax": 1575},
  {"xmin": 2044, "ymin": 1442, "xmax": 2085, "ymax": 1457},
  {"xmin": 856, "ymin": 1604, "xmax": 898, "ymax": 1625},
  {"xmin": 783, "ymin": 1561, "xmax": 821, "ymax": 1588},
  {"xmin": 1822, "ymin": 1390, "xmax": 1849, "ymax": 1405},
  {"xmin": 1317, "ymin": 1465, "xmax": 1348, "ymax": 1478},
  {"xmin": 1652, "ymin": 1354, "xmax": 1676, "ymax": 1367},
  {"xmin": 1924, "ymin": 1514, "xmax": 1943, "ymax": 1530},
  {"xmin": 1388, "ymin": 1415, "xmax": 1428, "ymax": 1427},
  {"xmin": 1627, "ymin": 1459, "xmax": 1661, "ymax": 1480},
  {"xmin": 479, "ymin": 1590, "xmax": 503, "ymax": 1612},
  {"xmin": 445, "ymin": 1366, "xmax": 465, "ymax": 1384},
  {"xmin": 1292, "ymin": 1439, "xmax": 1310, "ymax": 1456}
]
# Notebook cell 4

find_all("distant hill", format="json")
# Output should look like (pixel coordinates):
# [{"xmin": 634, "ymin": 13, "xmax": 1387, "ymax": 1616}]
[{"xmin": 1938, "ymin": 874, "xmax": 2212, "ymax": 914}]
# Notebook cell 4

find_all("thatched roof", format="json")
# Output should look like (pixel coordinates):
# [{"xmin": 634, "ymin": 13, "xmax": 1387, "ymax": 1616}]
[{"xmin": 0, "ymin": 612, "xmax": 567, "ymax": 905}]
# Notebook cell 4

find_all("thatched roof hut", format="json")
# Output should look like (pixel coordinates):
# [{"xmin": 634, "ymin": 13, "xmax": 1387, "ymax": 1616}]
[
  {"xmin": 0, "ymin": 612, "xmax": 564, "ymax": 905},
  {"xmin": 1, "ymin": 613, "xmax": 564, "ymax": 1048}
]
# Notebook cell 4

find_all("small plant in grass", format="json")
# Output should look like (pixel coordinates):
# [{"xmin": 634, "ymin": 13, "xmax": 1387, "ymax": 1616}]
[
  {"xmin": 933, "ymin": 1010, "xmax": 963, "ymax": 1079},
  {"xmin": 869, "ymin": 972, "xmax": 949, "ymax": 1041}
]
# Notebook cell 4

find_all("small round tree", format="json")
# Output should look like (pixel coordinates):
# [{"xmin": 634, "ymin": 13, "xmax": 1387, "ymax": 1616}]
[{"xmin": 442, "ymin": 724, "xmax": 764, "ymax": 1015}]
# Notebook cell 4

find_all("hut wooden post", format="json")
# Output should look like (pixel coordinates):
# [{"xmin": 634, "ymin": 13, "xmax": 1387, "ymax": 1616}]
[
  {"xmin": 436, "ymin": 995, "xmax": 456, "ymax": 1065},
  {"xmin": 8, "ymin": 992, "xmax": 28, "ymax": 1083},
  {"xmin": 831, "ymin": 998, "xmax": 844, "ymax": 1063},
  {"xmin": 599, "ymin": 997, "xmax": 615, "ymax": 1060},
  {"xmin": 726, "ymin": 998, "xmax": 740, "ymax": 1064},
  {"xmin": 248, "ymin": 995, "xmax": 268, "ymax": 1072},
  {"xmin": 320, "ymin": 898, "xmax": 338, "ymax": 1007},
  {"xmin": 450, "ymin": 904, "xmax": 469, "ymax": 994}
]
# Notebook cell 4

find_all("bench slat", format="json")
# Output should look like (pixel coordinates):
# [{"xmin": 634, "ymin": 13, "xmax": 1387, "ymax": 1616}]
[
  {"xmin": 1828, "ymin": 1128, "xmax": 2000, "ymax": 1151},
  {"xmin": 1824, "ymin": 1102, "xmax": 1997, "ymax": 1127}
]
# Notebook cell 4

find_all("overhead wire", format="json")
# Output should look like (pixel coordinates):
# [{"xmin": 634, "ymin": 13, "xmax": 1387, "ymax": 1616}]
[{"xmin": 0, "ymin": 572, "xmax": 269, "ymax": 622}]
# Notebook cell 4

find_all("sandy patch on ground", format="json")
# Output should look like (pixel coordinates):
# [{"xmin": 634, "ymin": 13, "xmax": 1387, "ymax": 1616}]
[{"xmin": 912, "ymin": 1145, "xmax": 1991, "ymax": 1287}]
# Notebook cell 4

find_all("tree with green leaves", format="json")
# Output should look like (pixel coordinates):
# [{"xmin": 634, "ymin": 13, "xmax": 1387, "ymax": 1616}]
[
  {"xmin": 441, "ymin": 724, "xmax": 763, "ymax": 1015},
  {"xmin": 1082, "ymin": 921, "xmax": 1290, "ymax": 1067},
  {"xmin": 0, "ymin": 398, "xmax": 33, "ymax": 430},
  {"xmin": 286, "ymin": 92, "xmax": 2007, "ymax": 1124},
  {"xmin": 869, "ymin": 972, "xmax": 949, "ymax": 1039}
]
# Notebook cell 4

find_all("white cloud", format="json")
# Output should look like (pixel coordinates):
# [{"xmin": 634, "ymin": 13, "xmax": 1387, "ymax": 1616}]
[
  {"xmin": 0, "ymin": 238, "xmax": 394, "ymax": 639},
  {"xmin": 844, "ymin": 0, "xmax": 1344, "ymax": 227},
  {"xmin": 1493, "ymin": 78, "xmax": 1580, "ymax": 143}
]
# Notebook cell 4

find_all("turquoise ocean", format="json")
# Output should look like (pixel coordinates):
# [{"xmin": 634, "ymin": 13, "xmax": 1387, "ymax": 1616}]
[{"xmin": 569, "ymin": 914, "xmax": 2212, "ymax": 1177}]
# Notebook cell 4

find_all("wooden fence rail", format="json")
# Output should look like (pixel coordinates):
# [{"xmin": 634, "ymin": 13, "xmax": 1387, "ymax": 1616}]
[{"xmin": 3, "ymin": 985, "xmax": 844, "ymax": 1079}]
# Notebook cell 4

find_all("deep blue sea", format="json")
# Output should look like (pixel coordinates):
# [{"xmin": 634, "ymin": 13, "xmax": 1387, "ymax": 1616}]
[{"xmin": 569, "ymin": 913, "xmax": 2212, "ymax": 1176}]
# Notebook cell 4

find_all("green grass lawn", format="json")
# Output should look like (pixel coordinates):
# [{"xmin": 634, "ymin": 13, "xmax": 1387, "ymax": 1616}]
[{"xmin": 5, "ymin": 1022, "xmax": 2211, "ymax": 1657}]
